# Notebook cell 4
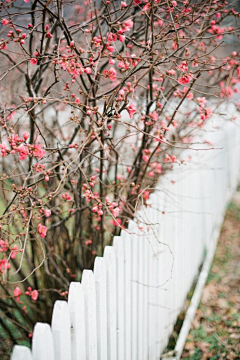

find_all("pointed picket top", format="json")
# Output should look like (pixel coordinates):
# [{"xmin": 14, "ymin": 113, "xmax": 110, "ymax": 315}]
[
  {"xmin": 51, "ymin": 300, "xmax": 71, "ymax": 360},
  {"xmin": 68, "ymin": 282, "xmax": 86, "ymax": 360},
  {"xmin": 11, "ymin": 345, "xmax": 32, "ymax": 360},
  {"xmin": 32, "ymin": 323, "xmax": 54, "ymax": 360},
  {"xmin": 94, "ymin": 257, "xmax": 108, "ymax": 360},
  {"xmin": 81, "ymin": 270, "xmax": 98, "ymax": 360},
  {"xmin": 103, "ymin": 245, "xmax": 117, "ymax": 360}
]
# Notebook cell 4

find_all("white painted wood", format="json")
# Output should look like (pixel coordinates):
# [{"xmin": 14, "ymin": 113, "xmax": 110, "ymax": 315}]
[
  {"xmin": 11, "ymin": 345, "xmax": 32, "ymax": 360},
  {"xmin": 113, "ymin": 236, "xmax": 125, "ymax": 360},
  {"xmin": 136, "ymin": 219, "xmax": 144, "ymax": 360},
  {"xmin": 32, "ymin": 323, "xmax": 54, "ymax": 360},
  {"xmin": 51, "ymin": 300, "xmax": 71, "ymax": 360},
  {"xmin": 103, "ymin": 246, "xmax": 117, "ymax": 360},
  {"xmin": 151, "ymin": 205, "xmax": 160, "ymax": 360},
  {"xmin": 130, "ymin": 221, "xmax": 139, "ymax": 360},
  {"xmin": 143, "ymin": 223, "xmax": 149, "ymax": 360},
  {"xmin": 68, "ymin": 282, "xmax": 86, "ymax": 360},
  {"xmin": 81, "ymin": 270, "xmax": 98, "ymax": 360},
  {"xmin": 122, "ymin": 230, "xmax": 132, "ymax": 360},
  {"xmin": 93, "ymin": 257, "xmax": 108, "ymax": 360}
]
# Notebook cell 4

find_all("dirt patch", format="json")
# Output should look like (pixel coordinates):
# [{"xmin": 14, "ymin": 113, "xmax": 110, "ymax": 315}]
[{"xmin": 182, "ymin": 194, "xmax": 240, "ymax": 359}]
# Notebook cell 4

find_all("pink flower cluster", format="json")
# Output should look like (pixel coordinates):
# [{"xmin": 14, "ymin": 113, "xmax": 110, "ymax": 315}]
[
  {"xmin": 37, "ymin": 224, "xmax": 47, "ymax": 238},
  {"xmin": 178, "ymin": 73, "xmax": 193, "ymax": 85},
  {"xmin": 0, "ymin": 133, "xmax": 45, "ymax": 161},
  {"xmin": 104, "ymin": 67, "xmax": 117, "ymax": 81},
  {"xmin": 127, "ymin": 102, "xmax": 136, "ymax": 118},
  {"xmin": 13, "ymin": 286, "xmax": 39, "ymax": 302},
  {"xmin": 62, "ymin": 192, "xmax": 72, "ymax": 201}
]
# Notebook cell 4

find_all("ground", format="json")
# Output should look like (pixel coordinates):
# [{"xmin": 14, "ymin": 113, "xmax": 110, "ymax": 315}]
[{"xmin": 182, "ymin": 194, "xmax": 240, "ymax": 360}]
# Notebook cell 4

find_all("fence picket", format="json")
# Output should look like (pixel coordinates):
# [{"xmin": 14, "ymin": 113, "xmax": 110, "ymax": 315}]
[
  {"xmin": 113, "ymin": 236, "xmax": 125, "ymax": 360},
  {"xmin": 11, "ymin": 345, "xmax": 32, "ymax": 360},
  {"xmin": 103, "ymin": 246, "xmax": 117, "ymax": 360},
  {"xmin": 51, "ymin": 301, "xmax": 71, "ymax": 360},
  {"xmin": 136, "ymin": 214, "xmax": 144, "ymax": 360},
  {"xmin": 32, "ymin": 323, "xmax": 54, "ymax": 360},
  {"xmin": 122, "ymin": 230, "xmax": 132, "ymax": 360},
  {"xmin": 68, "ymin": 282, "xmax": 86, "ymax": 360},
  {"xmin": 130, "ymin": 222, "xmax": 139, "ymax": 360},
  {"xmin": 94, "ymin": 257, "xmax": 108, "ymax": 360},
  {"xmin": 81, "ymin": 270, "xmax": 98, "ymax": 360}
]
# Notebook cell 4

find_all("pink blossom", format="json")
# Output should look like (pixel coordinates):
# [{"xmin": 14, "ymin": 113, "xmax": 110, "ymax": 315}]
[
  {"xmin": 31, "ymin": 290, "xmax": 39, "ymax": 301},
  {"xmin": 127, "ymin": 102, "xmax": 136, "ymax": 118},
  {"xmin": 34, "ymin": 163, "xmax": 45, "ymax": 172},
  {"xmin": 121, "ymin": 1, "xmax": 127, "ymax": 7},
  {"xmin": 109, "ymin": 58, "xmax": 115, "ymax": 65},
  {"xmin": 200, "ymin": 108, "xmax": 213, "ymax": 121},
  {"xmin": 17, "ymin": 144, "xmax": 29, "ymax": 160},
  {"xmin": 106, "ymin": 45, "xmax": 114, "ymax": 53},
  {"xmin": 118, "ymin": 34, "xmax": 126, "ymax": 42},
  {"xmin": 2, "ymin": 19, "xmax": 10, "ymax": 26},
  {"xmin": 85, "ymin": 239, "xmax": 92, "ymax": 246},
  {"xmin": 84, "ymin": 67, "xmax": 92, "ymax": 74},
  {"xmin": 143, "ymin": 3, "xmax": 151, "ymax": 11},
  {"xmin": 30, "ymin": 58, "xmax": 38, "ymax": 65},
  {"xmin": 143, "ymin": 190, "xmax": 150, "ymax": 201},
  {"xmin": 196, "ymin": 97, "xmax": 206, "ymax": 107},
  {"xmin": 142, "ymin": 155, "xmax": 149, "ymax": 163},
  {"xmin": 10, "ymin": 245, "xmax": 18, "ymax": 259},
  {"xmin": 104, "ymin": 67, "xmax": 117, "ymax": 81},
  {"xmin": 108, "ymin": 32, "xmax": 117, "ymax": 42},
  {"xmin": 14, "ymin": 287, "xmax": 22, "ymax": 302},
  {"xmin": 0, "ymin": 144, "xmax": 8, "ymax": 156},
  {"xmin": 38, "ymin": 223, "xmax": 47, "ymax": 238},
  {"xmin": 118, "ymin": 60, "xmax": 130, "ymax": 70},
  {"xmin": 172, "ymin": 41, "xmax": 178, "ymax": 50},
  {"xmin": 23, "ymin": 132, "xmax": 30, "ymax": 140},
  {"xmin": 44, "ymin": 209, "xmax": 51, "ymax": 217},
  {"xmin": 149, "ymin": 111, "xmax": 158, "ymax": 121},
  {"xmin": 112, "ymin": 207, "xmax": 120, "ymax": 217},
  {"xmin": 167, "ymin": 69, "xmax": 176, "ymax": 76},
  {"xmin": 32, "ymin": 144, "xmax": 45, "ymax": 159},
  {"xmin": 148, "ymin": 171, "xmax": 155, "ymax": 177},
  {"xmin": 187, "ymin": 92, "xmax": 193, "ymax": 100},
  {"xmin": 178, "ymin": 73, "xmax": 193, "ymax": 84},
  {"xmin": 0, "ymin": 259, "xmax": 10, "ymax": 273},
  {"xmin": 46, "ymin": 32, "xmax": 52, "ymax": 39},
  {"xmin": 121, "ymin": 19, "xmax": 134, "ymax": 32},
  {"xmin": 62, "ymin": 192, "xmax": 71, "ymax": 201},
  {"xmin": 111, "ymin": 218, "xmax": 122, "ymax": 227},
  {"xmin": 178, "ymin": 61, "xmax": 188, "ymax": 72},
  {"xmin": 164, "ymin": 155, "xmax": 171, "ymax": 162}
]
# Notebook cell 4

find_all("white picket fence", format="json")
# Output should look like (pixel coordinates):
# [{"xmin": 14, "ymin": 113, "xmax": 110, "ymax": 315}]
[{"xmin": 11, "ymin": 104, "xmax": 240, "ymax": 360}]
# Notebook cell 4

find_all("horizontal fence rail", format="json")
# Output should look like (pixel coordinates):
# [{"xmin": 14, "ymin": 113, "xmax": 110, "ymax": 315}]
[{"xmin": 11, "ymin": 104, "xmax": 240, "ymax": 360}]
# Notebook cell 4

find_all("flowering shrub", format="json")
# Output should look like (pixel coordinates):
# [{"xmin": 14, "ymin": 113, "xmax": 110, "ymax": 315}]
[{"xmin": 0, "ymin": 0, "xmax": 239, "ymax": 352}]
